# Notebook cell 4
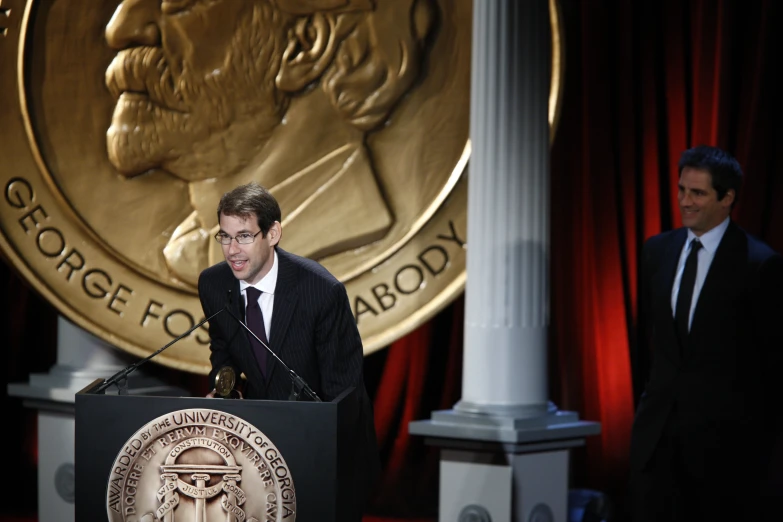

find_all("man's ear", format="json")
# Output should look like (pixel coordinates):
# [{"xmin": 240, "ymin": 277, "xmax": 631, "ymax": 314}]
[
  {"xmin": 268, "ymin": 221, "xmax": 282, "ymax": 247},
  {"xmin": 276, "ymin": 13, "xmax": 340, "ymax": 92},
  {"xmin": 721, "ymin": 189, "xmax": 736, "ymax": 209}
]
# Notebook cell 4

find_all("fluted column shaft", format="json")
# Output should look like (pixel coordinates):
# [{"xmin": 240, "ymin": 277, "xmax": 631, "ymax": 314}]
[{"xmin": 460, "ymin": 0, "xmax": 551, "ymax": 415}]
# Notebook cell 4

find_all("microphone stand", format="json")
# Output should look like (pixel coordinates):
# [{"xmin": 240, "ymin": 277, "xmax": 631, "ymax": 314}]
[
  {"xmin": 223, "ymin": 306, "xmax": 322, "ymax": 402},
  {"xmin": 93, "ymin": 307, "xmax": 225, "ymax": 395}
]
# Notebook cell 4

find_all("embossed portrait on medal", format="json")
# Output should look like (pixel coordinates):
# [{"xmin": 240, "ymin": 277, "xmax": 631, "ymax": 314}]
[{"xmin": 104, "ymin": 0, "xmax": 437, "ymax": 287}]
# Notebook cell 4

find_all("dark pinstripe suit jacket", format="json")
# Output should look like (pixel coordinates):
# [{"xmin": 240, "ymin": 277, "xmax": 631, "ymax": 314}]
[
  {"xmin": 199, "ymin": 247, "xmax": 366, "ymax": 402},
  {"xmin": 198, "ymin": 247, "xmax": 379, "ymax": 512},
  {"xmin": 198, "ymin": 247, "xmax": 379, "ymax": 513}
]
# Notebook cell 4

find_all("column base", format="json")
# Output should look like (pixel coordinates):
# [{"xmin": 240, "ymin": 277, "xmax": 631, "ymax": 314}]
[
  {"xmin": 8, "ymin": 364, "xmax": 187, "ymax": 406},
  {"xmin": 454, "ymin": 398, "xmax": 557, "ymax": 419},
  {"xmin": 410, "ymin": 407, "xmax": 600, "ymax": 444},
  {"xmin": 409, "ymin": 409, "xmax": 600, "ymax": 522}
]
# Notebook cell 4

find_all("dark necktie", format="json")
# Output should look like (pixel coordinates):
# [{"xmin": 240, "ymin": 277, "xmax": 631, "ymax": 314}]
[
  {"xmin": 245, "ymin": 287, "xmax": 268, "ymax": 376},
  {"xmin": 675, "ymin": 238, "xmax": 702, "ymax": 339}
]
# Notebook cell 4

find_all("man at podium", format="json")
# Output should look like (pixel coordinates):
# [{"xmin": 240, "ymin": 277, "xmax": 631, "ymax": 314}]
[
  {"xmin": 197, "ymin": 183, "xmax": 379, "ymax": 502},
  {"xmin": 198, "ymin": 182, "xmax": 370, "ymax": 403}
]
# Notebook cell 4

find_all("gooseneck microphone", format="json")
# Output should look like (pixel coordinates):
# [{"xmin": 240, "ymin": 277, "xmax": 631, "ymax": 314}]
[
  {"xmin": 94, "ymin": 288, "xmax": 321, "ymax": 402},
  {"xmin": 93, "ymin": 306, "xmax": 225, "ymax": 394}
]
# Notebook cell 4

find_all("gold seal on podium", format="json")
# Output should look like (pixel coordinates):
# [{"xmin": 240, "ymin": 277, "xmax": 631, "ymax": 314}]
[{"xmin": 106, "ymin": 408, "xmax": 296, "ymax": 521}]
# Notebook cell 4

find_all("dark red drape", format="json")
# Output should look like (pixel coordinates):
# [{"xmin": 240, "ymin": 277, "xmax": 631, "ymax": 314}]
[
  {"xmin": 548, "ymin": 0, "xmax": 783, "ymax": 513},
  {"xmin": 2, "ymin": 1, "xmax": 783, "ymax": 521}
]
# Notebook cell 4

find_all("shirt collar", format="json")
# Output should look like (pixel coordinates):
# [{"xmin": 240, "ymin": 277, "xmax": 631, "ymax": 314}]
[
  {"xmin": 687, "ymin": 217, "xmax": 730, "ymax": 254},
  {"xmin": 238, "ymin": 249, "xmax": 278, "ymax": 296}
]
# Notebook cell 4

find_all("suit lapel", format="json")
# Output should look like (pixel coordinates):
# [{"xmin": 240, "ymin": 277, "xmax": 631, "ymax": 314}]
[
  {"xmin": 651, "ymin": 229, "xmax": 687, "ymax": 362},
  {"xmin": 652, "ymin": 229, "xmax": 687, "ymax": 311},
  {"xmin": 222, "ymin": 268, "xmax": 266, "ymax": 390},
  {"xmin": 264, "ymin": 248, "xmax": 300, "ymax": 391},
  {"xmin": 689, "ymin": 221, "xmax": 745, "ymax": 345},
  {"xmin": 230, "ymin": 276, "xmax": 244, "ymax": 322},
  {"xmin": 217, "ymin": 267, "xmax": 244, "ymax": 341}
]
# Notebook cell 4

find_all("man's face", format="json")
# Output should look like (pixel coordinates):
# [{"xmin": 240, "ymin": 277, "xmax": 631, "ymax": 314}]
[
  {"xmin": 104, "ymin": 0, "xmax": 288, "ymax": 180},
  {"xmin": 678, "ymin": 166, "xmax": 733, "ymax": 236},
  {"xmin": 218, "ymin": 213, "xmax": 278, "ymax": 285}
]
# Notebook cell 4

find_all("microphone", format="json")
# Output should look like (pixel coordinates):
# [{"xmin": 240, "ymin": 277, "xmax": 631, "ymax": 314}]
[
  {"xmin": 223, "ymin": 303, "xmax": 322, "ymax": 402},
  {"xmin": 93, "ymin": 306, "xmax": 225, "ymax": 395}
]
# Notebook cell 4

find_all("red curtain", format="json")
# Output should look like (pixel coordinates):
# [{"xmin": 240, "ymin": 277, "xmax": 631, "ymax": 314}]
[
  {"xmin": 368, "ymin": 0, "xmax": 783, "ymax": 518},
  {"xmin": 2, "ymin": 1, "xmax": 782, "ymax": 521},
  {"xmin": 548, "ymin": 0, "xmax": 783, "ymax": 512}
]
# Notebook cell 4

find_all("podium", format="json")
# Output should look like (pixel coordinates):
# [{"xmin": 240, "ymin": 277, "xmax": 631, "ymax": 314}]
[{"xmin": 75, "ymin": 380, "xmax": 365, "ymax": 521}]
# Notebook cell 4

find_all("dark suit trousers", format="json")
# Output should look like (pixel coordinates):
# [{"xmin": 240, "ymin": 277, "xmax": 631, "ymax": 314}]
[{"xmin": 630, "ymin": 408, "xmax": 772, "ymax": 522}]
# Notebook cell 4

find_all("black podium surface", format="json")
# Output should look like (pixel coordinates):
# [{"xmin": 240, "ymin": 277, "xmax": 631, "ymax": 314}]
[{"xmin": 75, "ymin": 380, "xmax": 363, "ymax": 521}]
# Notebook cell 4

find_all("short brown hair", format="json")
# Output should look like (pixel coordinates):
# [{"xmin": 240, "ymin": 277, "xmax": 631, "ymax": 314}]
[{"xmin": 217, "ymin": 183, "xmax": 281, "ymax": 236}]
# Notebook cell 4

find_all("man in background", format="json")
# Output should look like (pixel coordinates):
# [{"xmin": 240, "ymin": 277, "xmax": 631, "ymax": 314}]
[{"xmin": 630, "ymin": 145, "xmax": 783, "ymax": 521}]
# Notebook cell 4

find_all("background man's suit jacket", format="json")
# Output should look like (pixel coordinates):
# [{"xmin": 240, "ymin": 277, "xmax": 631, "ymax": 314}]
[
  {"xmin": 198, "ymin": 247, "xmax": 379, "ymax": 509},
  {"xmin": 631, "ymin": 221, "xmax": 783, "ymax": 477}
]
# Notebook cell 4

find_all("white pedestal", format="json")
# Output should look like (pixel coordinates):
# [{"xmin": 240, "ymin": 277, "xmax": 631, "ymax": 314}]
[
  {"xmin": 7, "ymin": 316, "xmax": 185, "ymax": 522},
  {"xmin": 408, "ymin": 0, "xmax": 602, "ymax": 518},
  {"xmin": 38, "ymin": 412, "xmax": 76, "ymax": 522},
  {"xmin": 440, "ymin": 448, "xmax": 569, "ymax": 522},
  {"xmin": 410, "ymin": 410, "xmax": 600, "ymax": 522}
]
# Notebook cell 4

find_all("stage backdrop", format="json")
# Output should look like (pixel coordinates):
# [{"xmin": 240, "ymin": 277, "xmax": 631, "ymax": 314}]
[{"xmin": 2, "ymin": 0, "xmax": 782, "ymax": 520}]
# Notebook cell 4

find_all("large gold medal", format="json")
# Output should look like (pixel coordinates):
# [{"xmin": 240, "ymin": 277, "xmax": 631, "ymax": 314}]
[{"xmin": 0, "ymin": 0, "xmax": 561, "ymax": 373}]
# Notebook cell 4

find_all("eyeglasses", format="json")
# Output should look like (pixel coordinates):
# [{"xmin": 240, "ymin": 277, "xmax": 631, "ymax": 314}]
[{"xmin": 214, "ymin": 230, "xmax": 263, "ymax": 245}]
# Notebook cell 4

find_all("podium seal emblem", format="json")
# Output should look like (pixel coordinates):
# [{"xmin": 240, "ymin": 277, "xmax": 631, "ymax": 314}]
[{"xmin": 107, "ymin": 408, "xmax": 295, "ymax": 522}]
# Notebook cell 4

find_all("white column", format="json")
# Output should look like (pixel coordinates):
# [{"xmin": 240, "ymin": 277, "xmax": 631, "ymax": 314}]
[
  {"xmin": 458, "ymin": 0, "xmax": 551, "ymax": 416},
  {"xmin": 409, "ymin": 2, "xmax": 600, "ymax": 520}
]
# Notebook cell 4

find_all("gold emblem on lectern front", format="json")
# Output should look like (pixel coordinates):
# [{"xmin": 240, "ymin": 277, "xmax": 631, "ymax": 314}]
[
  {"xmin": 0, "ymin": 0, "xmax": 562, "ymax": 372},
  {"xmin": 107, "ymin": 409, "xmax": 294, "ymax": 522}
]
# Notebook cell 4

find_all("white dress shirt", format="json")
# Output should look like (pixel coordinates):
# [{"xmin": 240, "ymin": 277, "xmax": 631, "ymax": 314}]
[
  {"xmin": 239, "ymin": 250, "xmax": 278, "ymax": 342},
  {"xmin": 670, "ymin": 217, "xmax": 730, "ymax": 330}
]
